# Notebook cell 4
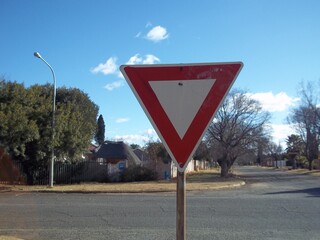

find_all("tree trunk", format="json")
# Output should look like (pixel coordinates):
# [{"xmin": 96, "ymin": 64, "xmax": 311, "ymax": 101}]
[
  {"xmin": 292, "ymin": 157, "xmax": 297, "ymax": 169},
  {"xmin": 289, "ymin": 153, "xmax": 297, "ymax": 170},
  {"xmin": 308, "ymin": 160, "xmax": 313, "ymax": 171},
  {"xmin": 220, "ymin": 160, "xmax": 229, "ymax": 177}
]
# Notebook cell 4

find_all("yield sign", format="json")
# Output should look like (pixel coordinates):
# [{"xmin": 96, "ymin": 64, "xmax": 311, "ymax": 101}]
[{"xmin": 120, "ymin": 62, "xmax": 243, "ymax": 172}]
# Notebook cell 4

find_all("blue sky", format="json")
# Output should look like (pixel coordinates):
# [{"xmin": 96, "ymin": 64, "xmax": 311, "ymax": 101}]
[{"xmin": 1, "ymin": 0, "xmax": 320, "ymax": 147}]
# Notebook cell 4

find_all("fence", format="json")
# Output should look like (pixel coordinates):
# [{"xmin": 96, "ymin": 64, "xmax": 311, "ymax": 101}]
[
  {"xmin": 54, "ymin": 161, "xmax": 108, "ymax": 184},
  {"xmin": 0, "ymin": 160, "xmax": 108, "ymax": 185}
]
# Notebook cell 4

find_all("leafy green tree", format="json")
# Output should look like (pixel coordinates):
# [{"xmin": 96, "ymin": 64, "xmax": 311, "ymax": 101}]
[
  {"xmin": 55, "ymin": 87, "xmax": 99, "ymax": 161},
  {"xmin": 0, "ymin": 81, "xmax": 44, "ymax": 183},
  {"xmin": 95, "ymin": 114, "xmax": 105, "ymax": 145},
  {"xmin": 0, "ymin": 81, "xmax": 40, "ymax": 158},
  {"xmin": 0, "ymin": 79, "xmax": 99, "ymax": 183},
  {"xmin": 286, "ymin": 134, "xmax": 304, "ymax": 169},
  {"xmin": 130, "ymin": 143, "xmax": 140, "ymax": 149}
]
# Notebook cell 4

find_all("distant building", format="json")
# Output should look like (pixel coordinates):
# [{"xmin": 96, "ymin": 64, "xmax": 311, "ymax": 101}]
[
  {"xmin": 132, "ymin": 148, "xmax": 151, "ymax": 167},
  {"xmin": 84, "ymin": 143, "xmax": 98, "ymax": 161},
  {"xmin": 94, "ymin": 141, "xmax": 141, "ymax": 181},
  {"xmin": 133, "ymin": 148, "xmax": 209, "ymax": 180}
]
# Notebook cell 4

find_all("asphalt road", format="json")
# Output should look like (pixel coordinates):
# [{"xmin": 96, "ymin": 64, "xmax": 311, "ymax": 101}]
[{"xmin": 0, "ymin": 166, "xmax": 319, "ymax": 240}]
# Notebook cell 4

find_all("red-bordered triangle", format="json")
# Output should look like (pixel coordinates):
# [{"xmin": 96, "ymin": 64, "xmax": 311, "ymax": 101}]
[{"xmin": 120, "ymin": 62, "xmax": 243, "ymax": 172}]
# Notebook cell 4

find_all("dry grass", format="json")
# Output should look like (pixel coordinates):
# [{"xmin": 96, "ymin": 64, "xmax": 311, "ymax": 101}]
[
  {"xmin": 1, "ymin": 169, "xmax": 244, "ymax": 193},
  {"xmin": 0, "ymin": 236, "xmax": 24, "ymax": 240},
  {"xmin": 265, "ymin": 166, "xmax": 320, "ymax": 177},
  {"xmin": 287, "ymin": 168, "xmax": 320, "ymax": 177}
]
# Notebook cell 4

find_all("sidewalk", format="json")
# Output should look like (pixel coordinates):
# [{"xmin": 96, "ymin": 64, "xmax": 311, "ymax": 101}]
[{"xmin": 0, "ymin": 170, "xmax": 245, "ymax": 194}]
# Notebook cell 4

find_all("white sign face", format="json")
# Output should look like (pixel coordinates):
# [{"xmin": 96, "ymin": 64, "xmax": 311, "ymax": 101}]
[
  {"xmin": 149, "ymin": 79, "xmax": 215, "ymax": 139},
  {"xmin": 120, "ymin": 62, "xmax": 243, "ymax": 172}
]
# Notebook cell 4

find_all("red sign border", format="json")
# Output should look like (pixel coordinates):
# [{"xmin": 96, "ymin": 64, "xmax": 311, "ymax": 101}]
[{"xmin": 120, "ymin": 62, "xmax": 243, "ymax": 172}]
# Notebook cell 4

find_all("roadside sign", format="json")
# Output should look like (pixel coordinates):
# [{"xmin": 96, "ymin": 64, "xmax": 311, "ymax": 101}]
[{"xmin": 120, "ymin": 62, "xmax": 243, "ymax": 172}]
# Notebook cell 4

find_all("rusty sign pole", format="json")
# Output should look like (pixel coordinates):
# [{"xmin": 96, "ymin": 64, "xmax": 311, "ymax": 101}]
[{"xmin": 176, "ymin": 170, "xmax": 186, "ymax": 240}]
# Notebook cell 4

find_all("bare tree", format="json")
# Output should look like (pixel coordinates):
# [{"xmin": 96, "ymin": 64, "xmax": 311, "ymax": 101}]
[
  {"xmin": 206, "ymin": 90, "xmax": 271, "ymax": 177},
  {"xmin": 266, "ymin": 142, "xmax": 283, "ymax": 168},
  {"xmin": 288, "ymin": 81, "xmax": 320, "ymax": 170},
  {"xmin": 193, "ymin": 140, "xmax": 210, "ymax": 161},
  {"xmin": 256, "ymin": 137, "xmax": 283, "ymax": 166}
]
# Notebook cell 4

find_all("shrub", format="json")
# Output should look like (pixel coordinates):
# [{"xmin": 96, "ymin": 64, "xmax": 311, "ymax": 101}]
[
  {"xmin": 0, "ymin": 147, "xmax": 25, "ymax": 184},
  {"xmin": 121, "ymin": 166, "xmax": 157, "ymax": 182}
]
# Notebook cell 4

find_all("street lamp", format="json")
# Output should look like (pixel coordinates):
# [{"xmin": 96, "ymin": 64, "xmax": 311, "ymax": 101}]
[{"xmin": 34, "ymin": 52, "xmax": 56, "ymax": 188}]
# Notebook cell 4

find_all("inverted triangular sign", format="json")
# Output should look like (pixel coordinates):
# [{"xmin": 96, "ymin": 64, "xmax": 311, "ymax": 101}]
[{"xmin": 120, "ymin": 62, "xmax": 243, "ymax": 172}]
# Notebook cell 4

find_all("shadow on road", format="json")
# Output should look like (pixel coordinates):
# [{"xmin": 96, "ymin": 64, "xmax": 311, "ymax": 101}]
[{"xmin": 264, "ymin": 187, "xmax": 320, "ymax": 198}]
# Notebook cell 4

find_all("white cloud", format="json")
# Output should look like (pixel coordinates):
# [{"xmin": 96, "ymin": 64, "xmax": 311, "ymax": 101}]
[
  {"xmin": 116, "ymin": 118, "xmax": 130, "ymax": 123},
  {"xmin": 146, "ymin": 25, "xmax": 169, "ymax": 42},
  {"xmin": 92, "ymin": 53, "xmax": 160, "ymax": 91},
  {"xmin": 144, "ymin": 128, "xmax": 156, "ymax": 135},
  {"xmin": 112, "ymin": 128, "xmax": 158, "ymax": 145},
  {"xmin": 113, "ymin": 134, "xmax": 150, "ymax": 145},
  {"xmin": 126, "ymin": 54, "xmax": 160, "ymax": 65},
  {"xmin": 269, "ymin": 123, "xmax": 296, "ymax": 147},
  {"xmin": 143, "ymin": 54, "xmax": 160, "ymax": 64},
  {"xmin": 248, "ymin": 92, "xmax": 300, "ymax": 112},
  {"xmin": 126, "ymin": 54, "xmax": 142, "ymax": 65},
  {"xmin": 91, "ymin": 57, "xmax": 118, "ymax": 75},
  {"xmin": 104, "ymin": 80, "xmax": 124, "ymax": 91}
]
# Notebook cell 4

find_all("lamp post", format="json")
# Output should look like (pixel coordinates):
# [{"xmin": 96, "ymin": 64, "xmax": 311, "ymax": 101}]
[{"xmin": 34, "ymin": 52, "xmax": 56, "ymax": 188}]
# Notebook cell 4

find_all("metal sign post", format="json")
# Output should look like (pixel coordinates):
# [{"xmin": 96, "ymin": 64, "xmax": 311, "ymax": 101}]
[{"xmin": 176, "ymin": 170, "xmax": 186, "ymax": 240}]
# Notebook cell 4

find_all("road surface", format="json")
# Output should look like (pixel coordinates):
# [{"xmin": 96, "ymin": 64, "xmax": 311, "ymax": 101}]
[{"xmin": 0, "ymin": 166, "xmax": 319, "ymax": 240}]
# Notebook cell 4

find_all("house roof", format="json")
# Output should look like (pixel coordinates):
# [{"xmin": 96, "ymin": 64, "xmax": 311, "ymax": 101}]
[
  {"xmin": 94, "ymin": 141, "xmax": 141, "ymax": 165},
  {"xmin": 88, "ymin": 143, "xmax": 98, "ymax": 152},
  {"xmin": 133, "ymin": 148, "xmax": 151, "ymax": 162}
]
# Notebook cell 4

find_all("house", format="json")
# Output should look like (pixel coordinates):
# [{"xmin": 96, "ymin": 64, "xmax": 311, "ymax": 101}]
[
  {"xmin": 133, "ymin": 148, "xmax": 174, "ymax": 180},
  {"xmin": 132, "ymin": 148, "xmax": 152, "ymax": 168},
  {"xmin": 84, "ymin": 143, "xmax": 98, "ymax": 161},
  {"xmin": 94, "ymin": 141, "xmax": 141, "ymax": 181},
  {"xmin": 133, "ymin": 148, "xmax": 209, "ymax": 180}
]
